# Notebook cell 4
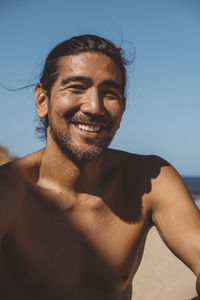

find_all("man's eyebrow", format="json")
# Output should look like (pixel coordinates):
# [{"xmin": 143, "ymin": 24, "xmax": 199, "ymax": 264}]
[
  {"xmin": 60, "ymin": 76, "xmax": 92, "ymax": 86},
  {"xmin": 101, "ymin": 80, "xmax": 122, "ymax": 92},
  {"xmin": 60, "ymin": 77, "xmax": 122, "ymax": 93}
]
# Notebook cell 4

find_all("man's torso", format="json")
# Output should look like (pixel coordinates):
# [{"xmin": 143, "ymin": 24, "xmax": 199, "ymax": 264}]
[{"xmin": 0, "ymin": 149, "xmax": 167, "ymax": 299}]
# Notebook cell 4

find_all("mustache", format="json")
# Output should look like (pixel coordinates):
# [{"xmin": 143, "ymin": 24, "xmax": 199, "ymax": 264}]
[{"xmin": 66, "ymin": 113, "xmax": 113, "ymax": 127}]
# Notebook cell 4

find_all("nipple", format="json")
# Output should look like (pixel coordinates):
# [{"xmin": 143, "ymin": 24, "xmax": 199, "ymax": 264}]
[{"xmin": 122, "ymin": 273, "xmax": 129, "ymax": 282}]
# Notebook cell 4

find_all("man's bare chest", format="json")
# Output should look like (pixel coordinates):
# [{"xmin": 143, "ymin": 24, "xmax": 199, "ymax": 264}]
[{"xmin": 1, "ymin": 187, "xmax": 151, "ymax": 296}]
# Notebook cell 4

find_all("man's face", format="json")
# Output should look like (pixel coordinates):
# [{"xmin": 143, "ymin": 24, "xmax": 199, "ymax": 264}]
[{"xmin": 47, "ymin": 52, "xmax": 125, "ymax": 162}]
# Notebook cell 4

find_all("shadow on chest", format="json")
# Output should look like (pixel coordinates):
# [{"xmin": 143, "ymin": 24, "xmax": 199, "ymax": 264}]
[{"xmin": 1, "ymin": 188, "xmax": 148, "ymax": 294}]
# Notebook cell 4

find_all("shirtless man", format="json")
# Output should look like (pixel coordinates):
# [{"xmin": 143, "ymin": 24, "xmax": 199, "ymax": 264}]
[{"xmin": 0, "ymin": 34, "xmax": 200, "ymax": 299}]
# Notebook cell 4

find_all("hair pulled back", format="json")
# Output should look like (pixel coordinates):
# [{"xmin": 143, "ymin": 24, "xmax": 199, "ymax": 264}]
[{"xmin": 38, "ymin": 34, "xmax": 129, "ymax": 139}]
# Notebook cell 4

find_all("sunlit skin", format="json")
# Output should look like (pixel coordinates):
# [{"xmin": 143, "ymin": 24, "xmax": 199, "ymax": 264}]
[
  {"xmin": 0, "ymin": 53, "xmax": 200, "ymax": 300},
  {"xmin": 45, "ymin": 53, "xmax": 125, "ymax": 162}
]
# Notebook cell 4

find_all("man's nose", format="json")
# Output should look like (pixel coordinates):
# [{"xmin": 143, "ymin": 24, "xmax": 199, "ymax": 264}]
[{"xmin": 80, "ymin": 89, "xmax": 104, "ymax": 115}]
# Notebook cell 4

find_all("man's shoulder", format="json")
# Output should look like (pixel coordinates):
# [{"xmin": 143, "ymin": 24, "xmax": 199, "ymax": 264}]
[
  {"xmin": 0, "ymin": 160, "xmax": 21, "ymax": 189},
  {"xmin": 108, "ymin": 150, "xmax": 187, "ymax": 208},
  {"xmin": 0, "ymin": 148, "xmax": 44, "ymax": 205},
  {"xmin": 0, "ymin": 162, "xmax": 23, "ymax": 237},
  {"xmin": 107, "ymin": 149, "xmax": 170, "ymax": 173},
  {"xmin": 0, "ymin": 149, "xmax": 44, "ymax": 236},
  {"xmin": 0, "ymin": 149, "xmax": 42, "ymax": 182},
  {"xmin": 0, "ymin": 159, "xmax": 26, "ymax": 211}
]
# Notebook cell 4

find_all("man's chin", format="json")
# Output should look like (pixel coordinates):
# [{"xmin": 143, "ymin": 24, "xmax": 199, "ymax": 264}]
[
  {"xmin": 62, "ymin": 146, "xmax": 105, "ymax": 162},
  {"xmin": 49, "ymin": 125, "xmax": 113, "ymax": 162}
]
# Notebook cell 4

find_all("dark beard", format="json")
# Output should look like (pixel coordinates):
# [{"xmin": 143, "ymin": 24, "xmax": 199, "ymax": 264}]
[{"xmin": 49, "ymin": 124, "xmax": 114, "ymax": 163}]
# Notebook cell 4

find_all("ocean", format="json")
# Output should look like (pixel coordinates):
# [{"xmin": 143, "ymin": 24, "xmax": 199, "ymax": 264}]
[{"xmin": 183, "ymin": 177, "xmax": 200, "ymax": 208}]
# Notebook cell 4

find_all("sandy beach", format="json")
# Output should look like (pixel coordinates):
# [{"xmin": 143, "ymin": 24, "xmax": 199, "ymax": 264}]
[{"xmin": 132, "ymin": 227, "xmax": 197, "ymax": 300}]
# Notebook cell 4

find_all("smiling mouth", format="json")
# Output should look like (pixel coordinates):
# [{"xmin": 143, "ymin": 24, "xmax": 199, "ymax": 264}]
[{"xmin": 74, "ymin": 123, "xmax": 101, "ymax": 133}]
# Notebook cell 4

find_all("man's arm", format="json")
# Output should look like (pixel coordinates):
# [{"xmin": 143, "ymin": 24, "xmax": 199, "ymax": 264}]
[{"xmin": 150, "ymin": 163, "xmax": 200, "ymax": 297}]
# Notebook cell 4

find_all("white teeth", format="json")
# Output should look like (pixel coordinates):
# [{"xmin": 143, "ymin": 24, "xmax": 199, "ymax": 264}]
[{"xmin": 76, "ymin": 123, "xmax": 100, "ymax": 132}]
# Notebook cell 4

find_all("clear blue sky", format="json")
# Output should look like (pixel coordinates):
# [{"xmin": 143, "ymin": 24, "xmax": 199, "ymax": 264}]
[{"xmin": 0, "ymin": 0, "xmax": 199, "ymax": 176}]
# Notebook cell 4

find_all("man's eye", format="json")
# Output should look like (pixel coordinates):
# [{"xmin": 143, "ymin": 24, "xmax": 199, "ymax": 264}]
[
  {"xmin": 105, "ymin": 90, "xmax": 120, "ymax": 98},
  {"xmin": 68, "ymin": 84, "xmax": 86, "ymax": 91}
]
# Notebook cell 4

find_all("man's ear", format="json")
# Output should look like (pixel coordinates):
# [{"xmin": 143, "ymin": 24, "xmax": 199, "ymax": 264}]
[{"xmin": 34, "ymin": 84, "xmax": 48, "ymax": 119}]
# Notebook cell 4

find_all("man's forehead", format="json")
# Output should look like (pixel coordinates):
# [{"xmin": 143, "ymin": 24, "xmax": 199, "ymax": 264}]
[{"xmin": 57, "ymin": 52, "xmax": 122, "ymax": 79}]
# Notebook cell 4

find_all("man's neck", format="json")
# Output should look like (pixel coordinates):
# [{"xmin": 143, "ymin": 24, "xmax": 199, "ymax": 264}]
[{"xmin": 37, "ymin": 141, "xmax": 105, "ymax": 195}]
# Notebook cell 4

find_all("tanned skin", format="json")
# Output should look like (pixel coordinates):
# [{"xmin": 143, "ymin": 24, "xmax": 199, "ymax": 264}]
[{"xmin": 0, "ymin": 53, "xmax": 200, "ymax": 299}]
